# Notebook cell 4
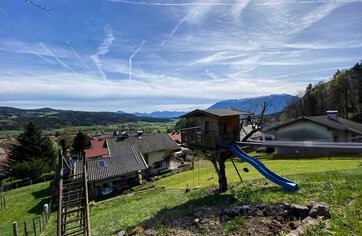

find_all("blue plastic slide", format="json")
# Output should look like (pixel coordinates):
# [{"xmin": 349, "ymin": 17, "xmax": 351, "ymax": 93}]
[{"xmin": 228, "ymin": 144, "xmax": 298, "ymax": 191}]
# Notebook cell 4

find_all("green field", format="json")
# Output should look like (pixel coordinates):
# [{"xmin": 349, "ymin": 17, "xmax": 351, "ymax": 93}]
[
  {"xmin": 39, "ymin": 157, "xmax": 361, "ymax": 235},
  {"xmin": 0, "ymin": 181, "xmax": 53, "ymax": 235},
  {"xmin": 0, "ymin": 120, "xmax": 177, "ymax": 136},
  {"xmin": 155, "ymin": 157, "xmax": 361, "ymax": 189}
]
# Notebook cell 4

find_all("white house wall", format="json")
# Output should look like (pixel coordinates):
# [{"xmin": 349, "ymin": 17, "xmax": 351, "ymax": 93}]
[
  {"xmin": 148, "ymin": 151, "xmax": 169, "ymax": 169},
  {"xmin": 275, "ymin": 121, "xmax": 333, "ymax": 142}
]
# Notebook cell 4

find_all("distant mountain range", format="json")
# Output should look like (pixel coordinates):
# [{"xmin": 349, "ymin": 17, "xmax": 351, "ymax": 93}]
[
  {"xmin": 0, "ymin": 107, "xmax": 164, "ymax": 130},
  {"xmin": 208, "ymin": 94, "xmax": 297, "ymax": 115},
  {"xmin": 118, "ymin": 94, "xmax": 297, "ymax": 118},
  {"xmin": 116, "ymin": 110, "xmax": 187, "ymax": 118}
]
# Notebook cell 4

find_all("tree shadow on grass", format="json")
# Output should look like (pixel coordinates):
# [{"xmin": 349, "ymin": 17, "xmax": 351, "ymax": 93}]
[
  {"xmin": 117, "ymin": 191, "xmax": 237, "ymax": 234},
  {"xmin": 27, "ymin": 182, "xmax": 52, "ymax": 215}
]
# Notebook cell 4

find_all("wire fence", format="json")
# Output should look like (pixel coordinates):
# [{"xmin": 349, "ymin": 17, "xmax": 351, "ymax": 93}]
[
  {"xmin": 0, "ymin": 203, "xmax": 51, "ymax": 236},
  {"xmin": 3, "ymin": 174, "xmax": 54, "ymax": 192}
]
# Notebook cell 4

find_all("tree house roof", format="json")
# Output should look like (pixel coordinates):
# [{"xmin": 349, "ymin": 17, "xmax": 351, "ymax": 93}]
[{"xmin": 180, "ymin": 109, "xmax": 251, "ymax": 118}]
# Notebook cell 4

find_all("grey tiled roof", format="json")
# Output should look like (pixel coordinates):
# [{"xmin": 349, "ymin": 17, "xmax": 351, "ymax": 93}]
[
  {"xmin": 84, "ymin": 133, "xmax": 180, "ymax": 182},
  {"xmin": 266, "ymin": 116, "xmax": 362, "ymax": 135},
  {"xmin": 181, "ymin": 109, "xmax": 250, "ymax": 118}
]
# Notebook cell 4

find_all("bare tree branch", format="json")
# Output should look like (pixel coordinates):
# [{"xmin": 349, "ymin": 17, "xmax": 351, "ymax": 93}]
[
  {"xmin": 241, "ymin": 101, "xmax": 271, "ymax": 142},
  {"xmin": 25, "ymin": 0, "xmax": 52, "ymax": 11}
]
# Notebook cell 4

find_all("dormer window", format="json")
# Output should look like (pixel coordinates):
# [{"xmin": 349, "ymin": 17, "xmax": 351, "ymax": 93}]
[{"xmin": 98, "ymin": 159, "xmax": 106, "ymax": 168}]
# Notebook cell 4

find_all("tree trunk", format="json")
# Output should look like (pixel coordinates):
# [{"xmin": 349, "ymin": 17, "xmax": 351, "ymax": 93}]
[
  {"xmin": 217, "ymin": 155, "xmax": 228, "ymax": 192},
  {"xmin": 206, "ymin": 152, "xmax": 228, "ymax": 192}
]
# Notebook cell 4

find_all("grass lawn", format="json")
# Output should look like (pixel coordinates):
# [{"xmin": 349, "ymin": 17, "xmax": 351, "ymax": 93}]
[
  {"xmin": 0, "ymin": 181, "xmax": 53, "ymax": 235},
  {"xmin": 42, "ymin": 158, "xmax": 361, "ymax": 235},
  {"xmin": 155, "ymin": 157, "xmax": 361, "ymax": 189}
]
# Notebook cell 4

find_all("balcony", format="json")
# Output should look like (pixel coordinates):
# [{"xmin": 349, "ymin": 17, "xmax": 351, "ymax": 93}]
[{"xmin": 180, "ymin": 126, "xmax": 237, "ymax": 150}]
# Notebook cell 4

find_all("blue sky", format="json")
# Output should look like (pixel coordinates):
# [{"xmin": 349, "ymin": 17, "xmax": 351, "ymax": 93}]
[{"xmin": 0, "ymin": 0, "xmax": 361, "ymax": 112}]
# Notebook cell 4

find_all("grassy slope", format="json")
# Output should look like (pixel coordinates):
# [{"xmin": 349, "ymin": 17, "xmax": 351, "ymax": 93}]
[
  {"xmin": 155, "ymin": 158, "xmax": 361, "ymax": 189},
  {"xmin": 0, "ymin": 181, "xmax": 52, "ymax": 234},
  {"xmin": 42, "ymin": 159, "xmax": 362, "ymax": 236}
]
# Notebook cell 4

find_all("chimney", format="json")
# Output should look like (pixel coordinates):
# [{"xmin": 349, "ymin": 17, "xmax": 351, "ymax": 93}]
[{"xmin": 326, "ymin": 110, "xmax": 338, "ymax": 121}]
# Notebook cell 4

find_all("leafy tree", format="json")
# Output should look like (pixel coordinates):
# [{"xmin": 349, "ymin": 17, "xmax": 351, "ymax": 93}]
[{"xmin": 7, "ymin": 122, "xmax": 56, "ymax": 179}]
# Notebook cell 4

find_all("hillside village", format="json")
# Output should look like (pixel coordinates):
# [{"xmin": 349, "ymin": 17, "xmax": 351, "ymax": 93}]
[
  {"xmin": 1, "ymin": 1, "xmax": 362, "ymax": 235},
  {"xmin": 0, "ymin": 100, "xmax": 361, "ymax": 235}
]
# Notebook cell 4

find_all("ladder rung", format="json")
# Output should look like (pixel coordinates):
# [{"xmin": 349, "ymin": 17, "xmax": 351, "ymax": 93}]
[
  {"xmin": 63, "ymin": 227, "xmax": 87, "ymax": 236},
  {"xmin": 63, "ymin": 190, "xmax": 84, "ymax": 198},
  {"xmin": 63, "ymin": 224, "xmax": 86, "ymax": 232},
  {"xmin": 63, "ymin": 186, "xmax": 83, "ymax": 191},
  {"xmin": 61, "ymin": 216, "xmax": 86, "ymax": 225},
  {"xmin": 63, "ymin": 197, "xmax": 85, "ymax": 205},
  {"xmin": 63, "ymin": 207, "xmax": 85, "ymax": 215},
  {"xmin": 63, "ymin": 178, "xmax": 84, "ymax": 184},
  {"xmin": 64, "ymin": 188, "xmax": 84, "ymax": 195},
  {"xmin": 63, "ymin": 181, "xmax": 83, "ymax": 187}
]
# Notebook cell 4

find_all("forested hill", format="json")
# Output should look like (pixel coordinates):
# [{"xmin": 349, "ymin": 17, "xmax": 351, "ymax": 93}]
[
  {"xmin": 0, "ymin": 107, "xmax": 165, "ymax": 130},
  {"xmin": 283, "ymin": 61, "xmax": 362, "ymax": 122}
]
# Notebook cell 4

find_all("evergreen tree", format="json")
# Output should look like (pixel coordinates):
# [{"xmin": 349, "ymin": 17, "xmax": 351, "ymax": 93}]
[
  {"xmin": 7, "ymin": 122, "xmax": 56, "ymax": 179},
  {"xmin": 72, "ymin": 131, "xmax": 89, "ymax": 157}
]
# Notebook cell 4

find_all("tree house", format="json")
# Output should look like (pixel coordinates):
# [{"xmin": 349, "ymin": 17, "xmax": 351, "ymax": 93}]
[{"xmin": 180, "ymin": 109, "xmax": 250, "ymax": 150}]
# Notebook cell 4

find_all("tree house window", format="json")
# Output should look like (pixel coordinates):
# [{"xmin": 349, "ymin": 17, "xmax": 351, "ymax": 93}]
[{"xmin": 205, "ymin": 121, "xmax": 209, "ymax": 132}]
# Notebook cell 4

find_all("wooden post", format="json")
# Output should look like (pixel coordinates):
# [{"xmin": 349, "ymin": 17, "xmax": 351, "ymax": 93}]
[
  {"xmin": 39, "ymin": 216, "xmax": 42, "ymax": 232},
  {"xmin": 24, "ymin": 221, "xmax": 29, "ymax": 236},
  {"xmin": 230, "ymin": 158, "xmax": 243, "ymax": 182},
  {"xmin": 83, "ymin": 151, "xmax": 91, "ymax": 236},
  {"xmin": 33, "ymin": 216, "xmax": 37, "ymax": 236},
  {"xmin": 12, "ymin": 222, "xmax": 18, "ymax": 236},
  {"xmin": 42, "ymin": 212, "xmax": 46, "ymax": 230},
  {"xmin": 57, "ymin": 150, "xmax": 63, "ymax": 236},
  {"xmin": 0, "ymin": 194, "xmax": 3, "ymax": 209}
]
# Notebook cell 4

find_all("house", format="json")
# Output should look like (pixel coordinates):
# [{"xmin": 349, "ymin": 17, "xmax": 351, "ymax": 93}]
[
  {"xmin": 84, "ymin": 139, "xmax": 110, "ymax": 159},
  {"xmin": 265, "ymin": 111, "xmax": 362, "ymax": 156},
  {"xmin": 78, "ymin": 133, "xmax": 180, "ymax": 198},
  {"xmin": 168, "ymin": 131, "xmax": 181, "ymax": 144},
  {"xmin": 180, "ymin": 109, "xmax": 250, "ymax": 149}
]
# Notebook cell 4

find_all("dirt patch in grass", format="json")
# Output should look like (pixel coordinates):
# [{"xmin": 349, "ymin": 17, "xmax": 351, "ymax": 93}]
[{"xmin": 122, "ymin": 197, "xmax": 330, "ymax": 236}]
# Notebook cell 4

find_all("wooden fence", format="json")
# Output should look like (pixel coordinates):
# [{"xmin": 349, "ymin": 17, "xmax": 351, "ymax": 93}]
[
  {"xmin": 0, "ymin": 203, "xmax": 51, "ymax": 236},
  {"xmin": 0, "ymin": 194, "xmax": 4, "ymax": 210}
]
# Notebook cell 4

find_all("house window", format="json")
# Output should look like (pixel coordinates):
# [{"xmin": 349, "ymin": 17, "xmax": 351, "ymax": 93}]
[
  {"xmin": 205, "ymin": 121, "xmax": 209, "ymax": 132},
  {"xmin": 153, "ymin": 160, "xmax": 163, "ymax": 169},
  {"xmin": 98, "ymin": 159, "xmax": 106, "ymax": 168}
]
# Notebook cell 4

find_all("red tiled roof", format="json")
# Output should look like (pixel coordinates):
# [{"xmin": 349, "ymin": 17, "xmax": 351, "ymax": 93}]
[
  {"xmin": 84, "ymin": 139, "xmax": 110, "ymax": 159},
  {"xmin": 168, "ymin": 132, "xmax": 181, "ymax": 143}
]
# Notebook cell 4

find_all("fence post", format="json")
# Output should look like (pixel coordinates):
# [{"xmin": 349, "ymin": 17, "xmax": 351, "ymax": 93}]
[
  {"xmin": 24, "ymin": 221, "xmax": 29, "ymax": 236},
  {"xmin": 42, "ymin": 212, "xmax": 46, "ymax": 228},
  {"xmin": 32, "ymin": 218, "xmax": 37, "ymax": 236},
  {"xmin": 12, "ymin": 222, "xmax": 18, "ymax": 236},
  {"xmin": 39, "ymin": 216, "xmax": 42, "ymax": 232}
]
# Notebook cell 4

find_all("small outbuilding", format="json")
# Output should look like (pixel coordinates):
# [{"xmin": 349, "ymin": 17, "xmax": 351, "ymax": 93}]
[{"xmin": 180, "ymin": 109, "xmax": 250, "ymax": 149}]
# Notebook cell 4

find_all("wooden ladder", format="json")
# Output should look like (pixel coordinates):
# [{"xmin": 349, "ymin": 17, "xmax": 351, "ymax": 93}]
[{"xmin": 57, "ymin": 153, "xmax": 91, "ymax": 236}]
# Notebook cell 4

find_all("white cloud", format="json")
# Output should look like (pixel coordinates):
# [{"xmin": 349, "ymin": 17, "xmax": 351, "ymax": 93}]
[
  {"xmin": 0, "ymin": 39, "xmax": 72, "ymax": 58},
  {"xmin": 40, "ymin": 43, "xmax": 83, "ymax": 78},
  {"xmin": 230, "ymin": 0, "xmax": 250, "ymax": 19},
  {"xmin": 129, "ymin": 40, "xmax": 147, "ymax": 80},
  {"xmin": 90, "ymin": 25, "xmax": 115, "ymax": 80}
]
